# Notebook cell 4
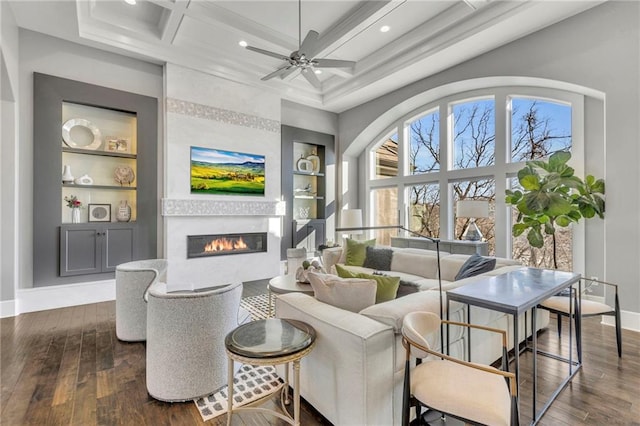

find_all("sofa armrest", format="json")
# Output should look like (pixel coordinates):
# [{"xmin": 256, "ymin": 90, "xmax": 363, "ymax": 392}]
[
  {"xmin": 321, "ymin": 246, "xmax": 344, "ymax": 273},
  {"xmin": 275, "ymin": 293, "xmax": 395, "ymax": 425}
]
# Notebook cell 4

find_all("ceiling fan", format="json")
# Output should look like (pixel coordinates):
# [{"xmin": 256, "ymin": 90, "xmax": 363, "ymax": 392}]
[{"xmin": 244, "ymin": 0, "xmax": 356, "ymax": 89}]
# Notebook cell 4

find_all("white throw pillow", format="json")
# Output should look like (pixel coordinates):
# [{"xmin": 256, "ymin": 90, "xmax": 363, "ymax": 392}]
[{"xmin": 307, "ymin": 272, "xmax": 377, "ymax": 313}]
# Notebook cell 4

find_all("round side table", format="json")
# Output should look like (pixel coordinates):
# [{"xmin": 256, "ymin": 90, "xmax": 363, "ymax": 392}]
[
  {"xmin": 267, "ymin": 275, "xmax": 314, "ymax": 317},
  {"xmin": 225, "ymin": 318, "xmax": 316, "ymax": 426}
]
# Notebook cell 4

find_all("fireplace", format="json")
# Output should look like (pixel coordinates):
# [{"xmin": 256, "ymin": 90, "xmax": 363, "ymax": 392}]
[{"xmin": 187, "ymin": 232, "xmax": 268, "ymax": 258}]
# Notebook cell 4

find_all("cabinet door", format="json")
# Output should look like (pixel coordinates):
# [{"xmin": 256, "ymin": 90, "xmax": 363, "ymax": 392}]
[
  {"xmin": 103, "ymin": 225, "xmax": 137, "ymax": 272},
  {"xmin": 293, "ymin": 220, "xmax": 326, "ymax": 254},
  {"xmin": 60, "ymin": 225, "xmax": 101, "ymax": 276}
]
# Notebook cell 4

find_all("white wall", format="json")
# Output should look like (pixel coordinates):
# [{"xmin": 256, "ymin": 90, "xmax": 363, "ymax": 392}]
[
  {"xmin": 338, "ymin": 1, "xmax": 640, "ymax": 319},
  {"xmin": 164, "ymin": 64, "xmax": 282, "ymax": 289},
  {"xmin": 1, "ymin": 0, "xmax": 20, "ymax": 316},
  {"xmin": 281, "ymin": 100, "xmax": 338, "ymax": 137}
]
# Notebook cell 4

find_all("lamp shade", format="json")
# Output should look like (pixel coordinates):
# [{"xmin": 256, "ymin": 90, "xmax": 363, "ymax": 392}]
[
  {"xmin": 341, "ymin": 209, "xmax": 363, "ymax": 235},
  {"xmin": 456, "ymin": 200, "xmax": 489, "ymax": 218}
]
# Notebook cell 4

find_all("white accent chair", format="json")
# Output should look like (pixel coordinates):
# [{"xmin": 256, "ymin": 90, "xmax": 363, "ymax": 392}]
[
  {"xmin": 145, "ymin": 281, "xmax": 250, "ymax": 402},
  {"xmin": 402, "ymin": 311, "xmax": 518, "ymax": 426},
  {"xmin": 115, "ymin": 259, "xmax": 167, "ymax": 342}
]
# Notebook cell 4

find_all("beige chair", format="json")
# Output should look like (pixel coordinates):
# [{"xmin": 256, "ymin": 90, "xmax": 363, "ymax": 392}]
[
  {"xmin": 539, "ymin": 278, "xmax": 621, "ymax": 359},
  {"xmin": 115, "ymin": 259, "xmax": 167, "ymax": 341},
  {"xmin": 145, "ymin": 281, "xmax": 250, "ymax": 402},
  {"xmin": 402, "ymin": 311, "xmax": 518, "ymax": 426}
]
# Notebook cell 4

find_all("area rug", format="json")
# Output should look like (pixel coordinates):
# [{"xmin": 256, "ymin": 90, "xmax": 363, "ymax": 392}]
[
  {"xmin": 239, "ymin": 293, "xmax": 274, "ymax": 320},
  {"xmin": 194, "ymin": 364, "xmax": 283, "ymax": 421}
]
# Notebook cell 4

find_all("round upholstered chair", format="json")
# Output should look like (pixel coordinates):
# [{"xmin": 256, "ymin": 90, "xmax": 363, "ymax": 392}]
[
  {"xmin": 145, "ymin": 280, "xmax": 250, "ymax": 402},
  {"xmin": 115, "ymin": 259, "xmax": 167, "ymax": 342}
]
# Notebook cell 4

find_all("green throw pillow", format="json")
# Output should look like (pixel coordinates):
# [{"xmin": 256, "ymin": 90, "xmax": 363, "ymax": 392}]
[
  {"xmin": 335, "ymin": 264, "xmax": 400, "ymax": 303},
  {"xmin": 345, "ymin": 238, "xmax": 376, "ymax": 266}
]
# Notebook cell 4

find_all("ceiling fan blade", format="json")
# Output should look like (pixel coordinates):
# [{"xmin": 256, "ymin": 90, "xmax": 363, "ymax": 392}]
[
  {"xmin": 279, "ymin": 66, "xmax": 299, "ymax": 80},
  {"xmin": 246, "ymin": 45, "xmax": 290, "ymax": 61},
  {"xmin": 301, "ymin": 68, "xmax": 321, "ymax": 89},
  {"xmin": 299, "ymin": 30, "xmax": 319, "ymax": 57},
  {"xmin": 261, "ymin": 66, "xmax": 292, "ymax": 81},
  {"xmin": 313, "ymin": 59, "xmax": 356, "ymax": 69}
]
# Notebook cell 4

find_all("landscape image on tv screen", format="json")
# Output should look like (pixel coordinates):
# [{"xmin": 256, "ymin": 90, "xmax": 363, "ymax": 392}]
[{"xmin": 190, "ymin": 146, "xmax": 265, "ymax": 196}]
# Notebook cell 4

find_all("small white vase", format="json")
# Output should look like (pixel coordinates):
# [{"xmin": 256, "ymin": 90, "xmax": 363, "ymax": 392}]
[
  {"xmin": 62, "ymin": 165, "xmax": 74, "ymax": 184},
  {"xmin": 71, "ymin": 207, "xmax": 81, "ymax": 224},
  {"xmin": 116, "ymin": 200, "xmax": 131, "ymax": 222}
]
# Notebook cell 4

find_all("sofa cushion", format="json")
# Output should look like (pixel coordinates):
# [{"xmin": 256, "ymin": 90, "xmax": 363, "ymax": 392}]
[
  {"xmin": 359, "ymin": 291, "xmax": 444, "ymax": 333},
  {"xmin": 335, "ymin": 264, "xmax": 400, "ymax": 303},
  {"xmin": 390, "ymin": 251, "xmax": 441, "ymax": 279},
  {"xmin": 455, "ymin": 253, "xmax": 496, "ymax": 280},
  {"xmin": 307, "ymin": 272, "xmax": 377, "ymax": 313},
  {"xmin": 345, "ymin": 238, "xmax": 376, "ymax": 266},
  {"xmin": 362, "ymin": 246, "xmax": 393, "ymax": 271}
]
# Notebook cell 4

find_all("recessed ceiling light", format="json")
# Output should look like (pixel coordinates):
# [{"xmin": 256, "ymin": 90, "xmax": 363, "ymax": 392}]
[
  {"xmin": 380, "ymin": 25, "xmax": 390, "ymax": 33},
  {"xmin": 314, "ymin": 69, "xmax": 322, "ymax": 75},
  {"xmin": 239, "ymin": 40, "xmax": 248, "ymax": 47},
  {"xmin": 124, "ymin": 0, "xmax": 136, "ymax": 5}
]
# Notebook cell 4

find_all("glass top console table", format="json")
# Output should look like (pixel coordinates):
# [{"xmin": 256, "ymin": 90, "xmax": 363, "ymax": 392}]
[
  {"xmin": 446, "ymin": 267, "xmax": 582, "ymax": 425},
  {"xmin": 224, "ymin": 318, "xmax": 316, "ymax": 426}
]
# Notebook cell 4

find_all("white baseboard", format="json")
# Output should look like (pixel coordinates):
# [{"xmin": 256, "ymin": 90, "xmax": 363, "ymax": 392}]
[
  {"xmin": 0, "ymin": 300, "xmax": 16, "ymax": 318},
  {"xmin": 15, "ymin": 279, "xmax": 115, "ymax": 315},
  {"xmin": 602, "ymin": 310, "xmax": 640, "ymax": 332}
]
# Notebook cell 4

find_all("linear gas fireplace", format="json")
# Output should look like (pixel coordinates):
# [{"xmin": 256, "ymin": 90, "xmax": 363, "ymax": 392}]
[{"xmin": 187, "ymin": 232, "xmax": 268, "ymax": 258}]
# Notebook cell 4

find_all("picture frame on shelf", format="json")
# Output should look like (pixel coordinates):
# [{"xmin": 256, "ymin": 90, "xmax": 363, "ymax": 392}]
[
  {"xmin": 105, "ymin": 137, "xmax": 129, "ymax": 153},
  {"xmin": 88, "ymin": 204, "xmax": 111, "ymax": 222}
]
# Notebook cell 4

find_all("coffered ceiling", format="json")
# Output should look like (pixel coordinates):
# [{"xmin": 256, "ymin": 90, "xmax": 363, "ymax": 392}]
[{"xmin": 10, "ymin": 0, "xmax": 605, "ymax": 112}]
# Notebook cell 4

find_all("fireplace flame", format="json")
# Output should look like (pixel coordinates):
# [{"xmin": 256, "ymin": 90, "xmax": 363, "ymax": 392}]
[{"xmin": 204, "ymin": 236, "xmax": 249, "ymax": 253}]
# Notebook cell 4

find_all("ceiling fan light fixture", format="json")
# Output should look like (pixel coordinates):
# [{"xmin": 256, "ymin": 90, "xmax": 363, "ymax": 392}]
[
  {"xmin": 380, "ymin": 25, "xmax": 390, "ymax": 33},
  {"xmin": 314, "ymin": 69, "xmax": 322, "ymax": 75}
]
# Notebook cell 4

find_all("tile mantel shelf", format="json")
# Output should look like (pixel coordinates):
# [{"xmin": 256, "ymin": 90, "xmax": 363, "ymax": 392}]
[{"xmin": 161, "ymin": 199, "xmax": 286, "ymax": 217}]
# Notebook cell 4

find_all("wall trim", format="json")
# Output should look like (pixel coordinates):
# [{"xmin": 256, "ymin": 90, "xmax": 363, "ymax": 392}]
[
  {"xmin": 166, "ymin": 97, "xmax": 281, "ymax": 133},
  {"xmin": 162, "ymin": 198, "xmax": 286, "ymax": 217},
  {"xmin": 15, "ymin": 279, "xmax": 115, "ymax": 315},
  {"xmin": 0, "ymin": 300, "xmax": 16, "ymax": 318}
]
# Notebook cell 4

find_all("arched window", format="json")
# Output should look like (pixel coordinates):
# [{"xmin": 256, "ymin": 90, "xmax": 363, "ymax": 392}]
[{"xmin": 365, "ymin": 87, "xmax": 582, "ymax": 270}]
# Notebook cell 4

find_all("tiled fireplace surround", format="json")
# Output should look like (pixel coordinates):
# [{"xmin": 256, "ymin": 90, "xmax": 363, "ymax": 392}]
[{"xmin": 162, "ymin": 199, "xmax": 285, "ymax": 291}]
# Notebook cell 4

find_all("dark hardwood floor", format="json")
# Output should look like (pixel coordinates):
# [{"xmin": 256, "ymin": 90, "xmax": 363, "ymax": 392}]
[{"xmin": 1, "ymin": 281, "xmax": 638, "ymax": 425}]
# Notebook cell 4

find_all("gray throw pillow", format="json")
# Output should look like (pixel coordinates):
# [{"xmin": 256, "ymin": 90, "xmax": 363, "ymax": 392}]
[
  {"xmin": 454, "ymin": 253, "xmax": 496, "ymax": 281},
  {"xmin": 362, "ymin": 246, "xmax": 393, "ymax": 271},
  {"xmin": 396, "ymin": 280, "xmax": 421, "ymax": 298}
]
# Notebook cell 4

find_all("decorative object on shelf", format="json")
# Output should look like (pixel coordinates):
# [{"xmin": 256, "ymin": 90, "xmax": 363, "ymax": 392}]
[
  {"xmin": 64, "ymin": 195, "xmax": 83, "ymax": 223},
  {"xmin": 456, "ymin": 200, "xmax": 489, "ymax": 241},
  {"xmin": 306, "ymin": 151, "xmax": 320, "ymax": 173},
  {"xmin": 89, "ymin": 203, "xmax": 111, "ymax": 222},
  {"xmin": 74, "ymin": 174, "xmax": 93, "ymax": 185},
  {"xmin": 62, "ymin": 165, "xmax": 74, "ymax": 184},
  {"xmin": 61, "ymin": 118, "xmax": 102, "ymax": 150},
  {"xmin": 298, "ymin": 206, "xmax": 310, "ymax": 219},
  {"xmin": 114, "ymin": 165, "xmax": 135, "ymax": 186},
  {"xmin": 105, "ymin": 137, "xmax": 130, "ymax": 153},
  {"xmin": 296, "ymin": 155, "xmax": 313, "ymax": 173},
  {"xmin": 190, "ymin": 146, "xmax": 265, "ymax": 196},
  {"xmin": 116, "ymin": 200, "xmax": 132, "ymax": 222},
  {"xmin": 294, "ymin": 183, "xmax": 316, "ymax": 196}
]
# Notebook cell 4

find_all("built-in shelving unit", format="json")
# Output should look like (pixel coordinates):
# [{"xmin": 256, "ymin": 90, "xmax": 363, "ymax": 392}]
[
  {"xmin": 33, "ymin": 73, "xmax": 157, "ymax": 286},
  {"xmin": 281, "ymin": 125, "xmax": 335, "ymax": 259}
]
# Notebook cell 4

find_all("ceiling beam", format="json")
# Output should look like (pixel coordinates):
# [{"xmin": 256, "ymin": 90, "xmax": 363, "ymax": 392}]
[{"xmin": 159, "ymin": 0, "xmax": 189, "ymax": 44}]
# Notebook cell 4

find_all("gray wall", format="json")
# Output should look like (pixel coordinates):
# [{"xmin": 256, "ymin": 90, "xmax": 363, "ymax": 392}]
[
  {"xmin": 281, "ymin": 99, "xmax": 339, "ymax": 137},
  {"xmin": 15, "ymin": 30, "xmax": 163, "ymax": 291},
  {"xmin": 338, "ymin": 1, "xmax": 640, "ymax": 314}
]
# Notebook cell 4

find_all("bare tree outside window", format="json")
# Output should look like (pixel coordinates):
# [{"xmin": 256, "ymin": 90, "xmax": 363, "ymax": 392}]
[
  {"xmin": 408, "ymin": 112, "xmax": 439, "ymax": 175},
  {"xmin": 452, "ymin": 99, "xmax": 495, "ymax": 169},
  {"xmin": 453, "ymin": 179, "xmax": 496, "ymax": 255},
  {"xmin": 408, "ymin": 184, "xmax": 440, "ymax": 237}
]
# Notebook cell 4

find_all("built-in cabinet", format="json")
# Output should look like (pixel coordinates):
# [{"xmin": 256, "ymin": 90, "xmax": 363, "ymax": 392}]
[
  {"xmin": 281, "ymin": 126, "xmax": 334, "ymax": 259},
  {"xmin": 60, "ymin": 223, "xmax": 137, "ymax": 276},
  {"xmin": 33, "ymin": 73, "xmax": 157, "ymax": 286}
]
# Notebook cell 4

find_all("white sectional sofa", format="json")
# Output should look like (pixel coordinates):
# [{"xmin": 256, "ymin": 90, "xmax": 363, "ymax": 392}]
[{"xmin": 275, "ymin": 246, "xmax": 549, "ymax": 426}]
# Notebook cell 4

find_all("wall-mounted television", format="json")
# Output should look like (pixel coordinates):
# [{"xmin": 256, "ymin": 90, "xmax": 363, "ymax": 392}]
[{"xmin": 190, "ymin": 146, "xmax": 265, "ymax": 196}]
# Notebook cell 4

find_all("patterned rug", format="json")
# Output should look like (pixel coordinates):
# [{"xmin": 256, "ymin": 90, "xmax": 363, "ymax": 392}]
[
  {"xmin": 194, "ymin": 364, "xmax": 283, "ymax": 421},
  {"xmin": 193, "ymin": 293, "xmax": 278, "ymax": 422}
]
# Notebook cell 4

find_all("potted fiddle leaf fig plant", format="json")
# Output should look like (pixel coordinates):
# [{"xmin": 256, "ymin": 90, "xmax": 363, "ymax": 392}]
[{"xmin": 505, "ymin": 151, "xmax": 605, "ymax": 269}]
